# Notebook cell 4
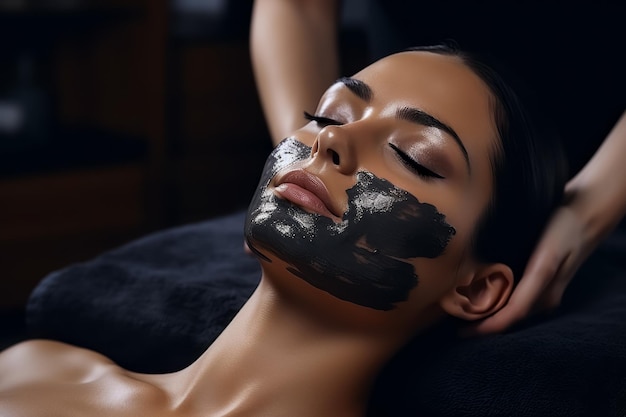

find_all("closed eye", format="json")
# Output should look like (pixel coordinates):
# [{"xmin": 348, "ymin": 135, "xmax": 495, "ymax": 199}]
[
  {"xmin": 303, "ymin": 111, "xmax": 344, "ymax": 127},
  {"xmin": 389, "ymin": 143, "xmax": 444, "ymax": 179}
]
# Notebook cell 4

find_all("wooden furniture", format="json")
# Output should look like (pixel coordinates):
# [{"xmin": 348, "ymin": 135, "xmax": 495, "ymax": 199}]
[{"xmin": 0, "ymin": 1, "xmax": 270, "ymax": 309}]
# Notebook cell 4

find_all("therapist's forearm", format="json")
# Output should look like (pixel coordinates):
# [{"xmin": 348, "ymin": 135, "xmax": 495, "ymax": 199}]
[
  {"xmin": 250, "ymin": 0, "xmax": 340, "ymax": 146},
  {"xmin": 567, "ymin": 111, "xmax": 626, "ymax": 238}
]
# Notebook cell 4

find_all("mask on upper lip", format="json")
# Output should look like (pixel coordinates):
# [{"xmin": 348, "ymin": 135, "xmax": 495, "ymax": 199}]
[{"xmin": 244, "ymin": 137, "xmax": 456, "ymax": 311}]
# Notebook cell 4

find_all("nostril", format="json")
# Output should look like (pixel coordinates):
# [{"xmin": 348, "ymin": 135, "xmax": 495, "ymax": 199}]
[
  {"xmin": 328, "ymin": 149, "xmax": 340, "ymax": 165},
  {"xmin": 311, "ymin": 140, "xmax": 319, "ymax": 155}
]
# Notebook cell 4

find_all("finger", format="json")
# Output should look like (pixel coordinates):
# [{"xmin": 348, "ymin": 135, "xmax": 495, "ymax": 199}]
[
  {"xmin": 461, "ymin": 208, "xmax": 577, "ymax": 336},
  {"xmin": 537, "ymin": 281, "xmax": 567, "ymax": 311},
  {"xmin": 464, "ymin": 291, "xmax": 535, "ymax": 335},
  {"xmin": 535, "ymin": 254, "xmax": 578, "ymax": 310},
  {"xmin": 464, "ymin": 244, "xmax": 568, "ymax": 335}
]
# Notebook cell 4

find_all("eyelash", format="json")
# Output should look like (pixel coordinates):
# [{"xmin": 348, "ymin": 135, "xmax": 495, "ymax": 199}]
[
  {"xmin": 304, "ymin": 111, "xmax": 443, "ymax": 180},
  {"xmin": 389, "ymin": 143, "xmax": 444, "ymax": 179},
  {"xmin": 303, "ymin": 111, "xmax": 343, "ymax": 127}
]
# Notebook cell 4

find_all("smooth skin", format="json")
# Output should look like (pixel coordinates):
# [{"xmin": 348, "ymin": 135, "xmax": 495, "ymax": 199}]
[
  {"xmin": 250, "ymin": 0, "xmax": 626, "ymax": 334},
  {"xmin": 0, "ymin": 51, "xmax": 515, "ymax": 417}
]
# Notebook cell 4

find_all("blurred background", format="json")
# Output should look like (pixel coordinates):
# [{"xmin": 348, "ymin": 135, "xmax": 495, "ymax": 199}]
[{"xmin": 0, "ymin": 0, "xmax": 368, "ymax": 345}]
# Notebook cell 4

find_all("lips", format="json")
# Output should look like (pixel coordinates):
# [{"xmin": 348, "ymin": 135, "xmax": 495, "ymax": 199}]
[{"xmin": 274, "ymin": 170, "xmax": 342, "ymax": 221}]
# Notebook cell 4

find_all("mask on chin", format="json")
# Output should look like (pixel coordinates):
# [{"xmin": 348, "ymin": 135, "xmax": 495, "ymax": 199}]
[{"xmin": 245, "ymin": 138, "xmax": 456, "ymax": 311}]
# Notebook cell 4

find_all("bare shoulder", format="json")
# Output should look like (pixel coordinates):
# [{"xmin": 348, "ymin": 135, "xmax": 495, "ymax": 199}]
[
  {"xmin": 0, "ymin": 339, "xmax": 113, "ymax": 385},
  {"xmin": 0, "ymin": 338, "xmax": 110, "ymax": 363},
  {"xmin": 0, "ymin": 340, "xmax": 171, "ymax": 417}
]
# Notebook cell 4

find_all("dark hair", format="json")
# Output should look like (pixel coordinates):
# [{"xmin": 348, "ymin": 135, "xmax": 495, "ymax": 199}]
[{"xmin": 408, "ymin": 44, "xmax": 568, "ymax": 280}]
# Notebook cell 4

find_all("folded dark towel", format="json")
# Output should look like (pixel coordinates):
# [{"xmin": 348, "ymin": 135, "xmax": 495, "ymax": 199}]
[{"xmin": 26, "ymin": 211, "xmax": 626, "ymax": 416}]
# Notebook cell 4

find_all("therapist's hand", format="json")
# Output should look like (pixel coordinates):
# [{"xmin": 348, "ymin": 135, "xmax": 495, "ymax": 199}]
[
  {"xmin": 467, "ymin": 198, "xmax": 587, "ymax": 334},
  {"xmin": 467, "ymin": 111, "xmax": 626, "ymax": 335}
]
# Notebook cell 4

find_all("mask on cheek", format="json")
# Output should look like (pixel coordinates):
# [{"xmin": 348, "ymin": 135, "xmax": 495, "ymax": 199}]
[{"xmin": 245, "ymin": 138, "xmax": 456, "ymax": 311}]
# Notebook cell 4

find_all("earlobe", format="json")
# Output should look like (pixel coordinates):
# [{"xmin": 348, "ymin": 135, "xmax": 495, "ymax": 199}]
[{"xmin": 440, "ymin": 263, "xmax": 514, "ymax": 321}]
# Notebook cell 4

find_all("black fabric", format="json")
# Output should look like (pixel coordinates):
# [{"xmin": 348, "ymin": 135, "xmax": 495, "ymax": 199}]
[{"xmin": 26, "ymin": 211, "xmax": 626, "ymax": 416}]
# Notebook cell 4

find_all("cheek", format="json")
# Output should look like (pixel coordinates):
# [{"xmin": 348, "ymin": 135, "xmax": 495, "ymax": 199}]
[
  {"xmin": 292, "ymin": 126, "xmax": 319, "ymax": 148},
  {"xmin": 402, "ymin": 241, "xmax": 469, "ymax": 311},
  {"xmin": 350, "ymin": 175, "xmax": 457, "ymax": 260},
  {"xmin": 246, "ymin": 166, "xmax": 459, "ymax": 312},
  {"xmin": 413, "ymin": 257, "xmax": 455, "ymax": 290}
]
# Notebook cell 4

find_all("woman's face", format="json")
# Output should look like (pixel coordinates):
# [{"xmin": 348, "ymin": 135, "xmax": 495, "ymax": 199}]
[{"xmin": 246, "ymin": 51, "xmax": 498, "ymax": 327}]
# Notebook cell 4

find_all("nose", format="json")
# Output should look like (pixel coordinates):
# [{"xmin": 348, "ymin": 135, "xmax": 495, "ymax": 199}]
[{"xmin": 310, "ymin": 125, "xmax": 357, "ymax": 175}]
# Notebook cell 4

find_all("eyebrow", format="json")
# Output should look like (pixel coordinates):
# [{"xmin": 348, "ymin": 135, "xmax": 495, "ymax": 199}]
[
  {"xmin": 396, "ymin": 107, "xmax": 471, "ymax": 173},
  {"xmin": 338, "ymin": 77, "xmax": 373, "ymax": 102},
  {"xmin": 337, "ymin": 77, "xmax": 471, "ymax": 173}
]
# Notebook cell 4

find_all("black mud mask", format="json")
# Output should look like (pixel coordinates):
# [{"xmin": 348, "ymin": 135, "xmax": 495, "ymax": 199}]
[{"xmin": 245, "ymin": 138, "xmax": 456, "ymax": 311}]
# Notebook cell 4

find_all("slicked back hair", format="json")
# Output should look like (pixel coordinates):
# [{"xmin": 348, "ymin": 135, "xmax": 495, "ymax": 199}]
[{"xmin": 407, "ymin": 44, "xmax": 568, "ymax": 280}]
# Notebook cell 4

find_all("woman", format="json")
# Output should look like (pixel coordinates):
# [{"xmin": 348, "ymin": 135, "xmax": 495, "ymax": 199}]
[
  {"xmin": 250, "ymin": 0, "xmax": 626, "ymax": 334},
  {"xmin": 0, "ymin": 47, "xmax": 565, "ymax": 416}
]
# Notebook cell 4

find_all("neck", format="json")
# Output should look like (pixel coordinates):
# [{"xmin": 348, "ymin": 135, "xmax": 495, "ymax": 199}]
[{"xmin": 159, "ymin": 274, "xmax": 404, "ymax": 417}]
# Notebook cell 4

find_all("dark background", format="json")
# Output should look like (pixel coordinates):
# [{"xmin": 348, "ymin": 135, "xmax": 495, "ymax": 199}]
[{"xmin": 0, "ymin": 0, "xmax": 368, "ymax": 347}]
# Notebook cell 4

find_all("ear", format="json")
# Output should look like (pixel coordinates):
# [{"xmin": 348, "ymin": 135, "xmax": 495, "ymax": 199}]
[{"xmin": 439, "ymin": 263, "xmax": 514, "ymax": 321}]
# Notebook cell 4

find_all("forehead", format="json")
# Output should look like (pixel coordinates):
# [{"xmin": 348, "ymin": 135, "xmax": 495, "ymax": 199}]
[{"xmin": 352, "ymin": 51, "xmax": 498, "ymax": 160}]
